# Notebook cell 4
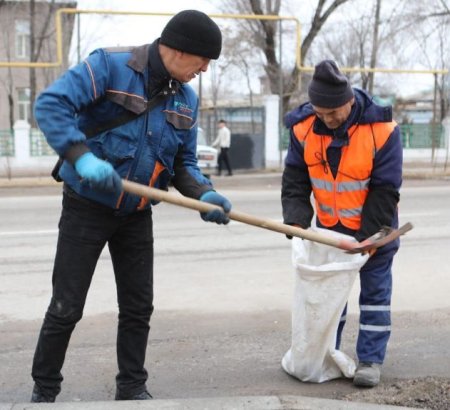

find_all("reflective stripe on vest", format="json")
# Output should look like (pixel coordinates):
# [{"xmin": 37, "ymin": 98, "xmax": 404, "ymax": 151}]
[{"xmin": 293, "ymin": 115, "xmax": 396, "ymax": 230}]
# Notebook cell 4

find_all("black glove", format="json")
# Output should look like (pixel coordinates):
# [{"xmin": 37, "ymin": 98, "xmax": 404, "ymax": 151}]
[{"xmin": 286, "ymin": 224, "xmax": 303, "ymax": 240}]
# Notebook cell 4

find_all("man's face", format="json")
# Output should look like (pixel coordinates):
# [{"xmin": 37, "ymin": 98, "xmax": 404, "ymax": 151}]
[
  {"xmin": 312, "ymin": 98, "xmax": 354, "ymax": 129},
  {"xmin": 170, "ymin": 51, "xmax": 211, "ymax": 83}
]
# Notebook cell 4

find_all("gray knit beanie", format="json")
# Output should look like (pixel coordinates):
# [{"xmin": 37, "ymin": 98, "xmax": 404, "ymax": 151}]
[{"xmin": 308, "ymin": 60, "xmax": 354, "ymax": 108}]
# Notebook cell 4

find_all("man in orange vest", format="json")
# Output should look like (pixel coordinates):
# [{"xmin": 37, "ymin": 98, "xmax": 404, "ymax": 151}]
[{"xmin": 282, "ymin": 60, "xmax": 402, "ymax": 387}]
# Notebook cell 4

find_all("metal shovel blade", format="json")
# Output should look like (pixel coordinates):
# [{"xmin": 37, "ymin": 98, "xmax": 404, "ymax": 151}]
[{"xmin": 345, "ymin": 223, "xmax": 414, "ymax": 254}]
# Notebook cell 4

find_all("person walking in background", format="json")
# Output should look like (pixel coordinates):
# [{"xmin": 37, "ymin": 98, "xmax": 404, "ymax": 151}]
[
  {"xmin": 282, "ymin": 59, "xmax": 402, "ymax": 387},
  {"xmin": 212, "ymin": 119, "xmax": 233, "ymax": 176},
  {"xmin": 30, "ymin": 10, "xmax": 231, "ymax": 403}
]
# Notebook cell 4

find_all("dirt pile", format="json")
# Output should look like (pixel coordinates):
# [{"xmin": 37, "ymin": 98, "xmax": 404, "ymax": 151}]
[{"xmin": 345, "ymin": 377, "xmax": 450, "ymax": 409}]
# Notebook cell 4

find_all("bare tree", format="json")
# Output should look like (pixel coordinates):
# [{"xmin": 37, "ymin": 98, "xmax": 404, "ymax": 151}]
[
  {"xmin": 219, "ymin": 0, "xmax": 352, "ymax": 113},
  {"xmin": 29, "ymin": 0, "xmax": 37, "ymax": 126},
  {"xmin": 221, "ymin": 27, "xmax": 266, "ymax": 133},
  {"xmin": 367, "ymin": 0, "xmax": 381, "ymax": 93},
  {"xmin": 0, "ymin": 1, "xmax": 18, "ymax": 130},
  {"xmin": 415, "ymin": 0, "xmax": 449, "ymax": 18},
  {"xmin": 29, "ymin": 0, "xmax": 58, "ymax": 126},
  {"xmin": 310, "ymin": 0, "xmax": 414, "ymax": 96},
  {"xmin": 209, "ymin": 58, "xmax": 234, "ymax": 124},
  {"xmin": 0, "ymin": 0, "xmax": 14, "ymax": 177},
  {"xmin": 406, "ymin": 1, "xmax": 450, "ymax": 120},
  {"xmin": 310, "ymin": 12, "xmax": 373, "ymax": 88},
  {"xmin": 0, "ymin": 1, "xmax": 71, "ymax": 128}
]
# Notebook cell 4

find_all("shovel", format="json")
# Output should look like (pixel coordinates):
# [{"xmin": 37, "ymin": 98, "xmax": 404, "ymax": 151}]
[{"xmin": 122, "ymin": 180, "xmax": 413, "ymax": 254}]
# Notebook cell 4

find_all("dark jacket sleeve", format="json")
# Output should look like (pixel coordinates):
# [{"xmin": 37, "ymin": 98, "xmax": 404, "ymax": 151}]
[
  {"xmin": 355, "ymin": 125, "xmax": 402, "ymax": 241},
  {"xmin": 171, "ymin": 148, "xmax": 212, "ymax": 199},
  {"xmin": 170, "ymin": 102, "xmax": 214, "ymax": 199},
  {"xmin": 281, "ymin": 130, "xmax": 314, "ymax": 228}
]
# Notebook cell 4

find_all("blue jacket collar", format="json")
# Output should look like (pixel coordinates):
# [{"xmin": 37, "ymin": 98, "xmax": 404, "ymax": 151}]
[{"xmin": 127, "ymin": 43, "xmax": 150, "ymax": 73}]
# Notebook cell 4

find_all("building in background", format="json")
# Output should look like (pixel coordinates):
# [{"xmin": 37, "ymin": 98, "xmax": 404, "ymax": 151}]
[
  {"xmin": 0, "ymin": 0, "xmax": 76, "ymax": 130},
  {"xmin": 0, "ymin": 2, "xmax": 448, "ymax": 176}
]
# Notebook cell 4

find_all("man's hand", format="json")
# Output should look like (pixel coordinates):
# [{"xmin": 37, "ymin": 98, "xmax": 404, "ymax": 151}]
[
  {"xmin": 286, "ymin": 224, "xmax": 303, "ymax": 240},
  {"xmin": 199, "ymin": 191, "xmax": 232, "ymax": 224},
  {"xmin": 75, "ymin": 152, "xmax": 122, "ymax": 193},
  {"xmin": 362, "ymin": 248, "xmax": 377, "ymax": 257}
]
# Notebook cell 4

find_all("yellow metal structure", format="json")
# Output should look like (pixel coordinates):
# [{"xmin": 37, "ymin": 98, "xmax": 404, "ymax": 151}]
[
  {"xmin": 0, "ymin": 9, "xmax": 301, "ymax": 69},
  {"xmin": 299, "ymin": 66, "xmax": 448, "ymax": 75},
  {"xmin": 0, "ymin": 8, "xmax": 447, "ymax": 76}
]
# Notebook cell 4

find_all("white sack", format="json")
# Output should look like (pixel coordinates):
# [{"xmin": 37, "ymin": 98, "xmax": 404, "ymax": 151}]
[{"xmin": 282, "ymin": 228, "xmax": 369, "ymax": 383}]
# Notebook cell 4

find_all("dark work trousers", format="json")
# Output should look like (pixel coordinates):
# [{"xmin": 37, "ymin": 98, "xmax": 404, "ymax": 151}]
[
  {"xmin": 31, "ymin": 189, "xmax": 154, "ymax": 398},
  {"xmin": 335, "ymin": 255, "xmax": 393, "ymax": 364},
  {"xmin": 217, "ymin": 147, "xmax": 232, "ymax": 176}
]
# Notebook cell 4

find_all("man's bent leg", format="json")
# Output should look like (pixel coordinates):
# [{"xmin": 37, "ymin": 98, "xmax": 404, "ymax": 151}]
[
  {"xmin": 31, "ymin": 192, "xmax": 111, "ymax": 399},
  {"xmin": 109, "ymin": 209, "xmax": 154, "ymax": 398}
]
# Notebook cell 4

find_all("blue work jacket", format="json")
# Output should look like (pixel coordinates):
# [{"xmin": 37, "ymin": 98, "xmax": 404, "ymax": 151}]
[{"xmin": 34, "ymin": 43, "xmax": 212, "ymax": 214}]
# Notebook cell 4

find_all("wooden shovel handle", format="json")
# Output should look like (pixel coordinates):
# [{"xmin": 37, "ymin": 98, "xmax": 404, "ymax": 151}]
[{"xmin": 122, "ymin": 180, "xmax": 412, "ymax": 252}]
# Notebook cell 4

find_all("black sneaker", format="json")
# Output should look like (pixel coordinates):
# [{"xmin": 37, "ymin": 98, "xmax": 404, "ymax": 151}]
[
  {"xmin": 115, "ymin": 389, "xmax": 153, "ymax": 400},
  {"xmin": 31, "ymin": 385, "xmax": 56, "ymax": 403}
]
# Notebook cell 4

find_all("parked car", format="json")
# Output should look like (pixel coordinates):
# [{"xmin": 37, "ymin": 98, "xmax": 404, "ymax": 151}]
[{"xmin": 196, "ymin": 128, "xmax": 218, "ymax": 178}]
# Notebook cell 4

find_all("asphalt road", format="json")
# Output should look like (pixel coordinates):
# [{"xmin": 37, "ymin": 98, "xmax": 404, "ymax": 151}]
[{"xmin": 0, "ymin": 175, "xmax": 449, "ymax": 404}]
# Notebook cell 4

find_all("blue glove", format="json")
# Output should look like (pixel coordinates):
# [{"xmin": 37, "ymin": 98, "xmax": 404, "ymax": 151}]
[
  {"xmin": 199, "ymin": 191, "xmax": 232, "ymax": 224},
  {"xmin": 75, "ymin": 152, "xmax": 122, "ymax": 193}
]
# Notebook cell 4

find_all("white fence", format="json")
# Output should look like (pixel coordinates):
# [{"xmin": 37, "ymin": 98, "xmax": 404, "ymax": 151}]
[
  {"xmin": 0, "ymin": 121, "xmax": 57, "ymax": 178},
  {"xmin": 1, "ymin": 109, "xmax": 450, "ymax": 178}
]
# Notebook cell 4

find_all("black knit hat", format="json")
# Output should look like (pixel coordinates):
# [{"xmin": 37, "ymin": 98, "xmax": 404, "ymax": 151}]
[
  {"xmin": 308, "ymin": 60, "xmax": 354, "ymax": 108},
  {"xmin": 160, "ymin": 10, "xmax": 222, "ymax": 60}
]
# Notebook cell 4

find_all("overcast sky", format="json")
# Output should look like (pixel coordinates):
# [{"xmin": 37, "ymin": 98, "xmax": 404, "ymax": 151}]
[
  {"xmin": 70, "ymin": 1, "xmax": 437, "ymax": 97},
  {"xmin": 73, "ymin": 0, "xmax": 216, "ymax": 54},
  {"xmin": 70, "ymin": 1, "xmax": 223, "ymax": 92}
]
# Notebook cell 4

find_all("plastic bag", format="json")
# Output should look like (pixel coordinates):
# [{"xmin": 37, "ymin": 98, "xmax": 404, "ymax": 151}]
[{"xmin": 281, "ymin": 229, "xmax": 369, "ymax": 383}]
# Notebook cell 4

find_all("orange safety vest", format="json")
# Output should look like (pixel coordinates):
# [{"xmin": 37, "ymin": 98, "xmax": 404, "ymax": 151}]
[{"xmin": 292, "ymin": 115, "xmax": 397, "ymax": 230}]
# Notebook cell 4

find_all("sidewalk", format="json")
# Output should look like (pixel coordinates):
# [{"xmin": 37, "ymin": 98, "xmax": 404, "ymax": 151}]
[{"xmin": 1, "ymin": 395, "xmax": 416, "ymax": 410}]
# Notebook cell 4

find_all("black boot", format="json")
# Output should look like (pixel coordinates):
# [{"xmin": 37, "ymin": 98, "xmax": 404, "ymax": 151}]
[
  {"xmin": 115, "ymin": 389, "xmax": 153, "ymax": 400},
  {"xmin": 31, "ymin": 385, "xmax": 56, "ymax": 403}
]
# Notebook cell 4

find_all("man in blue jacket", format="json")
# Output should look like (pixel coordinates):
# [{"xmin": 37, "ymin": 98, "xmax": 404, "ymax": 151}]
[
  {"xmin": 282, "ymin": 60, "xmax": 402, "ymax": 387},
  {"xmin": 31, "ymin": 10, "xmax": 231, "ymax": 402}
]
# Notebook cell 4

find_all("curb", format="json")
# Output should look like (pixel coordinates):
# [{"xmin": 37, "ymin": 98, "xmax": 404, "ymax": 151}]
[
  {"xmin": 0, "ymin": 168, "xmax": 449, "ymax": 189},
  {"xmin": 1, "ymin": 395, "xmax": 416, "ymax": 410},
  {"xmin": 0, "ymin": 177, "xmax": 59, "ymax": 188}
]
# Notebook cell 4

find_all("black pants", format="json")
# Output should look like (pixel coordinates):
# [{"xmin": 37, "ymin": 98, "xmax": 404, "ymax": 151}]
[
  {"xmin": 31, "ymin": 189, "xmax": 154, "ymax": 398},
  {"xmin": 217, "ymin": 148, "xmax": 232, "ymax": 175}
]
